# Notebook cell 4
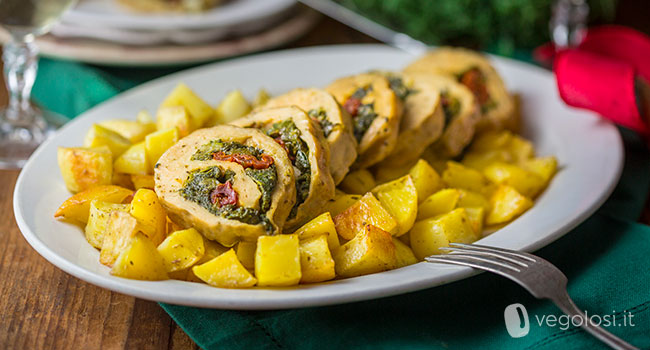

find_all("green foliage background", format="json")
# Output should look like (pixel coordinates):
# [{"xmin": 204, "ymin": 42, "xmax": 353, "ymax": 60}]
[{"xmin": 337, "ymin": 0, "xmax": 617, "ymax": 56}]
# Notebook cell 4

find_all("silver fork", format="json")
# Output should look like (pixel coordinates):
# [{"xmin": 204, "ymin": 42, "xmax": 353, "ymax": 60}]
[{"xmin": 425, "ymin": 243, "xmax": 638, "ymax": 350}]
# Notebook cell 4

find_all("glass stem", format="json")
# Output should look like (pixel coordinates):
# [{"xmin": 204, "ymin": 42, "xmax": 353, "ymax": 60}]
[{"xmin": 3, "ymin": 35, "xmax": 38, "ymax": 123}]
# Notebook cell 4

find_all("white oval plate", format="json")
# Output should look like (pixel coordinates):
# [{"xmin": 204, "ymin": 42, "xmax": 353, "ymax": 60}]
[
  {"xmin": 14, "ymin": 45, "xmax": 623, "ymax": 310},
  {"xmin": 61, "ymin": 0, "xmax": 295, "ymax": 30}
]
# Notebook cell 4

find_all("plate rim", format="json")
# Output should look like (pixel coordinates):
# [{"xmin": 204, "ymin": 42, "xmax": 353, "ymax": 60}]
[{"xmin": 13, "ymin": 44, "xmax": 624, "ymax": 309}]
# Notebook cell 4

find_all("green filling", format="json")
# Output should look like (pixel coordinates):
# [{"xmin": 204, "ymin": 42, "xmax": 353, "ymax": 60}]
[
  {"xmin": 191, "ymin": 140, "xmax": 263, "ymax": 161},
  {"xmin": 349, "ymin": 86, "xmax": 378, "ymax": 143},
  {"xmin": 387, "ymin": 75, "xmax": 414, "ymax": 100},
  {"xmin": 440, "ymin": 90, "xmax": 461, "ymax": 128},
  {"xmin": 308, "ymin": 108, "xmax": 338, "ymax": 138},
  {"xmin": 245, "ymin": 165, "xmax": 277, "ymax": 213},
  {"xmin": 265, "ymin": 119, "xmax": 311, "ymax": 219}
]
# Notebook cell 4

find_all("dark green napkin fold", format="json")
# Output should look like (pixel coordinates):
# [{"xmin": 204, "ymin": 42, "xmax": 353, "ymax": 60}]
[{"xmin": 34, "ymin": 57, "xmax": 650, "ymax": 350}]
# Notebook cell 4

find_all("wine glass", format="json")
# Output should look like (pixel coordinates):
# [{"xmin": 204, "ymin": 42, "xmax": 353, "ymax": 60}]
[{"xmin": 0, "ymin": 0, "xmax": 77, "ymax": 169}]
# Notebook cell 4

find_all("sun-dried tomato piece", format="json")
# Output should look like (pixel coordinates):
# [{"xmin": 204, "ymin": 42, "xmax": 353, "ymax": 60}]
[
  {"xmin": 343, "ymin": 97, "xmax": 362, "ymax": 117},
  {"xmin": 210, "ymin": 181, "xmax": 238, "ymax": 207},
  {"xmin": 212, "ymin": 151, "xmax": 274, "ymax": 169},
  {"xmin": 459, "ymin": 68, "xmax": 490, "ymax": 106}
]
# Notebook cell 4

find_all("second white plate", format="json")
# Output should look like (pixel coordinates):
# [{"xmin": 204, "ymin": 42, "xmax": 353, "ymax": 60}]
[{"xmin": 14, "ymin": 45, "xmax": 623, "ymax": 309}]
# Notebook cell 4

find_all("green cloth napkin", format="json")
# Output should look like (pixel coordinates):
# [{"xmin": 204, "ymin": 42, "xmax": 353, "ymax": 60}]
[{"xmin": 34, "ymin": 57, "xmax": 650, "ymax": 350}]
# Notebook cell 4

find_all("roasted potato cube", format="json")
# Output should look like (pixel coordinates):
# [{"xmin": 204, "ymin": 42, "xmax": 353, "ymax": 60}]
[
  {"xmin": 408, "ymin": 159, "xmax": 442, "ymax": 203},
  {"xmin": 456, "ymin": 189, "xmax": 489, "ymax": 210},
  {"xmin": 417, "ymin": 188, "xmax": 460, "ymax": 221},
  {"xmin": 333, "ymin": 225, "xmax": 397, "ymax": 278},
  {"xmin": 464, "ymin": 206, "xmax": 485, "ymax": 235},
  {"xmin": 157, "ymin": 228, "xmax": 205, "ymax": 272},
  {"xmin": 131, "ymin": 174, "xmax": 155, "ymax": 190},
  {"xmin": 201, "ymin": 238, "xmax": 229, "ymax": 262},
  {"xmin": 461, "ymin": 149, "xmax": 512, "ymax": 171},
  {"xmin": 213, "ymin": 89, "xmax": 251, "ymax": 125},
  {"xmin": 521, "ymin": 156, "xmax": 558, "ymax": 185},
  {"xmin": 299, "ymin": 234, "xmax": 336, "ymax": 283},
  {"xmin": 55, "ymin": 185, "xmax": 132, "ymax": 223},
  {"xmin": 236, "ymin": 241, "xmax": 256, "ymax": 270},
  {"xmin": 483, "ymin": 162, "xmax": 545, "ymax": 198},
  {"xmin": 339, "ymin": 169, "xmax": 376, "ymax": 195},
  {"xmin": 192, "ymin": 249, "xmax": 257, "ymax": 288},
  {"xmin": 252, "ymin": 88, "xmax": 271, "ymax": 108},
  {"xmin": 114, "ymin": 141, "xmax": 149, "ymax": 175},
  {"xmin": 334, "ymin": 192, "xmax": 397, "ymax": 239},
  {"xmin": 470, "ymin": 130, "xmax": 513, "ymax": 152},
  {"xmin": 111, "ymin": 232, "xmax": 169, "ymax": 281},
  {"xmin": 393, "ymin": 238, "xmax": 417, "ymax": 268},
  {"xmin": 410, "ymin": 208, "xmax": 479, "ymax": 260},
  {"xmin": 156, "ymin": 106, "xmax": 192, "ymax": 137},
  {"xmin": 373, "ymin": 161, "xmax": 412, "ymax": 183},
  {"xmin": 136, "ymin": 110, "xmax": 155, "ymax": 124},
  {"xmin": 99, "ymin": 119, "xmax": 155, "ymax": 143},
  {"xmin": 160, "ymin": 83, "xmax": 214, "ymax": 128},
  {"xmin": 293, "ymin": 212, "xmax": 340, "ymax": 251},
  {"xmin": 85, "ymin": 200, "xmax": 129, "ymax": 249},
  {"xmin": 145, "ymin": 128, "xmax": 179, "ymax": 169},
  {"xmin": 100, "ymin": 211, "xmax": 141, "ymax": 266},
  {"xmin": 58, "ymin": 146, "xmax": 113, "ymax": 193},
  {"xmin": 442, "ymin": 161, "xmax": 495, "ymax": 196},
  {"xmin": 83, "ymin": 124, "xmax": 131, "ymax": 157},
  {"xmin": 371, "ymin": 175, "xmax": 418, "ymax": 236},
  {"xmin": 112, "ymin": 171, "xmax": 134, "ymax": 189},
  {"xmin": 507, "ymin": 135, "xmax": 535, "ymax": 162},
  {"xmin": 322, "ymin": 193, "xmax": 362, "ymax": 217},
  {"xmin": 255, "ymin": 234, "xmax": 301, "ymax": 287},
  {"xmin": 129, "ymin": 188, "xmax": 167, "ymax": 246},
  {"xmin": 486, "ymin": 185, "xmax": 533, "ymax": 225}
]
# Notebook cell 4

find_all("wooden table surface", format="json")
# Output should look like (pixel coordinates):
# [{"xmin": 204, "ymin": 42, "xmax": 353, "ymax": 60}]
[{"xmin": 1, "ymin": 11, "xmax": 649, "ymax": 350}]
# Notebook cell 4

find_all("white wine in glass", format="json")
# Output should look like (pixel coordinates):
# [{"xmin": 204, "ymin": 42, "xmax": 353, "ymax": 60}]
[{"xmin": 0, "ymin": 0, "xmax": 77, "ymax": 169}]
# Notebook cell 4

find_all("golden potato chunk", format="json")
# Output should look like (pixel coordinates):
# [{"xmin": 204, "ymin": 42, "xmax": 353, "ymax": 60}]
[
  {"xmin": 483, "ymin": 162, "xmax": 545, "ymax": 198},
  {"xmin": 131, "ymin": 174, "xmax": 155, "ymax": 190},
  {"xmin": 408, "ymin": 159, "xmax": 442, "ymax": 203},
  {"xmin": 456, "ymin": 189, "xmax": 489, "ymax": 210},
  {"xmin": 299, "ymin": 234, "xmax": 336, "ymax": 283},
  {"xmin": 393, "ymin": 238, "xmax": 418, "ymax": 268},
  {"xmin": 129, "ymin": 188, "xmax": 167, "ymax": 246},
  {"xmin": 160, "ymin": 83, "xmax": 214, "ymax": 129},
  {"xmin": 58, "ymin": 146, "xmax": 113, "ymax": 193},
  {"xmin": 213, "ymin": 89, "xmax": 252, "ymax": 125},
  {"xmin": 236, "ymin": 241, "xmax": 257, "ymax": 270},
  {"xmin": 100, "ymin": 211, "xmax": 141, "ymax": 266},
  {"xmin": 464, "ymin": 207, "xmax": 485, "ymax": 235},
  {"xmin": 322, "ymin": 193, "xmax": 362, "ymax": 217},
  {"xmin": 255, "ymin": 234, "xmax": 301, "ymax": 287},
  {"xmin": 157, "ymin": 228, "xmax": 205, "ymax": 272},
  {"xmin": 486, "ymin": 185, "xmax": 533, "ymax": 225},
  {"xmin": 55, "ymin": 185, "xmax": 132, "ymax": 224},
  {"xmin": 99, "ymin": 119, "xmax": 155, "ymax": 143},
  {"xmin": 373, "ymin": 161, "xmax": 412, "ymax": 184},
  {"xmin": 410, "ymin": 208, "xmax": 479, "ymax": 260},
  {"xmin": 156, "ymin": 106, "xmax": 193, "ymax": 137},
  {"xmin": 114, "ymin": 141, "xmax": 149, "ymax": 175},
  {"xmin": 333, "ymin": 192, "xmax": 397, "ymax": 239},
  {"xmin": 521, "ymin": 156, "xmax": 558, "ymax": 185},
  {"xmin": 111, "ymin": 232, "xmax": 169, "ymax": 281},
  {"xmin": 333, "ymin": 225, "xmax": 397, "ymax": 278},
  {"xmin": 339, "ymin": 169, "xmax": 376, "ymax": 195},
  {"xmin": 145, "ymin": 128, "xmax": 179, "ymax": 170},
  {"xmin": 371, "ymin": 175, "xmax": 418, "ymax": 236},
  {"xmin": 417, "ymin": 188, "xmax": 460, "ymax": 221},
  {"xmin": 85, "ymin": 200, "xmax": 129, "ymax": 249},
  {"xmin": 192, "ymin": 249, "xmax": 257, "ymax": 288},
  {"xmin": 83, "ymin": 124, "xmax": 131, "ymax": 157},
  {"xmin": 293, "ymin": 212, "xmax": 340, "ymax": 251},
  {"xmin": 442, "ymin": 161, "xmax": 495, "ymax": 196},
  {"xmin": 252, "ymin": 88, "xmax": 271, "ymax": 108},
  {"xmin": 112, "ymin": 171, "xmax": 134, "ymax": 189}
]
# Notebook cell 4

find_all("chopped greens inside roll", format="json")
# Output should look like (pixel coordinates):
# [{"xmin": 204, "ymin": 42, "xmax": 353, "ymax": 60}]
[
  {"xmin": 440, "ymin": 90, "xmax": 461, "ymax": 126},
  {"xmin": 307, "ymin": 108, "xmax": 337, "ymax": 138},
  {"xmin": 265, "ymin": 119, "xmax": 311, "ymax": 218},
  {"xmin": 387, "ymin": 75, "xmax": 414, "ymax": 100},
  {"xmin": 343, "ymin": 86, "xmax": 379, "ymax": 143},
  {"xmin": 457, "ymin": 67, "xmax": 496, "ymax": 113}
]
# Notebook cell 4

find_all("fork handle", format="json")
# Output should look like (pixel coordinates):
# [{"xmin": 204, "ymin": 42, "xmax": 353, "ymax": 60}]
[{"xmin": 551, "ymin": 290, "xmax": 638, "ymax": 350}]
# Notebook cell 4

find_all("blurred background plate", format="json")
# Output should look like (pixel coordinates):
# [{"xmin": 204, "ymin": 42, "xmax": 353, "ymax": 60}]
[
  {"xmin": 0, "ymin": 7, "xmax": 319, "ymax": 67},
  {"xmin": 61, "ymin": 0, "xmax": 296, "ymax": 30}
]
